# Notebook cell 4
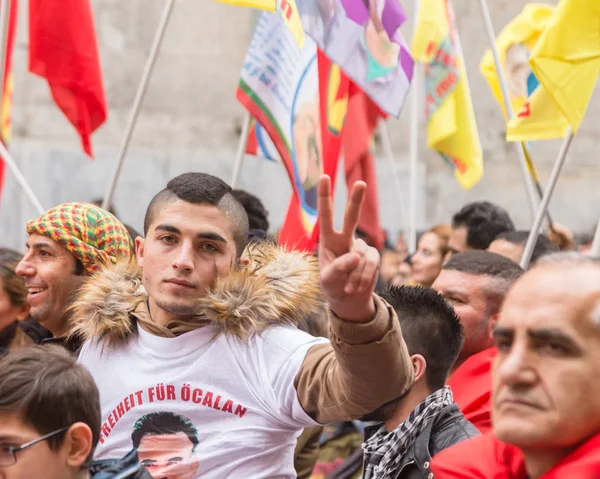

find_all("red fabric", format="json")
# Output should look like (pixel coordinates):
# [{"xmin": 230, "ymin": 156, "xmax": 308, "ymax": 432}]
[
  {"xmin": 448, "ymin": 347, "xmax": 497, "ymax": 433},
  {"xmin": 28, "ymin": 0, "xmax": 107, "ymax": 157},
  {"xmin": 432, "ymin": 431, "xmax": 600, "ymax": 479},
  {"xmin": 279, "ymin": 50, "xmax": 350, "ymax": 252},
  {"xmin": 0, "ymin": 0, "xmax": 17, "ymax": 204},
  {"xmin": 341, "ymin": 89, "xmax": 385, "ymax": 251}
]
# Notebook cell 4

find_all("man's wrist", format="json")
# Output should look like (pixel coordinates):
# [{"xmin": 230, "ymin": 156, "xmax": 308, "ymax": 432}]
[{"xmin": 329, "ymin": 297, "xmax": 377, "ymax": 323}]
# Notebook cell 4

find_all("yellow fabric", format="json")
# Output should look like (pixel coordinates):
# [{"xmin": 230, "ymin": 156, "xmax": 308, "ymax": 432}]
[
  {"xmin": 508, "ymin": 0, "xmax": 600, "ymax": 141},
  {"xmin": 213, "ymin": 0, "xmax": 304, "ymax": 48},
  {"xmin": 412, "ymin": 0, "xmax": 482, "ymax": 189},
  {"xmin": 480, "ymin": 4, "xmax": 554, "ymax": 119}
]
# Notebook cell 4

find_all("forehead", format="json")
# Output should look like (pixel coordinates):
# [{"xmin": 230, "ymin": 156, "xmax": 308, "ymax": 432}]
[
  {"xmin": 151, "ymin": 200, "xmax": 234, "ymax": 239},
  {"xmin": 138, "ymin": 432, "xmax": 193, "ymax": 451},
  {"xmin": 499, "ymin": 267, "xmax": 600, "ymax": 338},
  {"xmin": 0, "ymin": 412, "xmax": 38, "ymax": 440},
  {"xmin": 433, "ymin": 269, "xmax": 485, "ymax": 294},
  {"xmin": 419, "ymin": 232, "xmax": 441, "ymax": 249},
  {"xmin": 488, "ymin": 239, "xmax": 523, "ymax": 261},
  {"xmin": 26, "ymin": 233, "xmax": 66, "ymax": 252}
]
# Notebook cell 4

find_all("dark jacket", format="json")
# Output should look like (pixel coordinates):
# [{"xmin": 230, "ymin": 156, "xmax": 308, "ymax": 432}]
[
  {"xmin": 90, "ymin": 449, "xmax": 152, "ymax": 479},
  {"xmin": 358, "ymin": 403, "xmax": 479, "ymax": 479}
]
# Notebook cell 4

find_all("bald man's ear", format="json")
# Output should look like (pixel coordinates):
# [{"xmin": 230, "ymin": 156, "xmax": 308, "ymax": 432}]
[
  {"xmin": 135, "ymin": 236, "xmax": 145, "ymax": 268},
  {"xmin": 489, "ymin": 312, "xmax": 500, "ymax": 338}
]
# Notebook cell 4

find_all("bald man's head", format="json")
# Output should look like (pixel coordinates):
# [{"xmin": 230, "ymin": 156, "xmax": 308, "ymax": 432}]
[{"xmin": 492, "ymin": 253, "xmax": 600, "ymax": 467}]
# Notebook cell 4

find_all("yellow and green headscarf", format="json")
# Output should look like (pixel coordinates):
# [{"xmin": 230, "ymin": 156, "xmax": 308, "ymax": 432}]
[{"xmin": 27, "ymin": 202, "xmax": 134, "ymax": 273}]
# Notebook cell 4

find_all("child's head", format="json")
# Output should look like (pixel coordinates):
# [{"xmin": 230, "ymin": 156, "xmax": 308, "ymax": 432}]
[{"xmin": 0, "ymin": 345, "xmax": 101, "ymax": 479}]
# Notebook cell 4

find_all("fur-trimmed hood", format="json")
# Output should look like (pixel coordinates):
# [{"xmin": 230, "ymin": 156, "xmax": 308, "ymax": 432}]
[{"xmin": 69, "ymin": 242, "xmax": 325, "ymax": 345}]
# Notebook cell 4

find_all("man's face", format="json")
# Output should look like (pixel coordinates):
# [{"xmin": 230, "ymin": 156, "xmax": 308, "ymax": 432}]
[
  {"xmin": 488, "ymin": 239, "xmax": 524, "ymax": 265},
  {"xmin": 0, "ymin": 412, "xmax": 70, "ymax": 479},
  {"xmin": 492, "ymin": 266, "xmax": 600, "ymax": 451},
  {"xmin": 432, "ymin": 270, "xmax": 494, "ymax": 363},
  {"xmin": 138, "ymin": 433, "xmax": 200, "ymax": 479},
  {"xmin": 447, "ymin": 226, "xmax": 470, "ymax": 258},
  {"xmin": 15, "ymin": 234, "xmax": 83, "ymax": 337},
  {"xmin": 137, "ymin": 200, "xmax": 238, "ymax": 320}
]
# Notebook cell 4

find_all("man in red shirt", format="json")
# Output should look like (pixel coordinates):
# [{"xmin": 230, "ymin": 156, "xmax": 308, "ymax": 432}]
[
  {"xmin": 432, "ymin": 253, "xmax": 600, "ymax": 478},
  {"xmin": 432, "ymin": 251, "xmax": 523, "ymax": 432}
]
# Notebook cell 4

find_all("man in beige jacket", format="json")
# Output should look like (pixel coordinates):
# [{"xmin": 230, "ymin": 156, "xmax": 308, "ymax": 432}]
[{"xmin": 71, "ymin": 172, "xmax": 414, "ymax": 479}]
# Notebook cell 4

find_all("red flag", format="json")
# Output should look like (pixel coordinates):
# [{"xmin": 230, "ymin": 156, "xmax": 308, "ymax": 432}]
[
  {"xmin": 28, "ymin": 0, "xmax": 107, "ymax": 157},
  {"xmin": 0, "ymin": 0, "xmax": 18, "ymax": 202},
  {"xmin": 278, "ymin": 50, "xmax": 351, "ymax": 252},
  {"xmin": 341, "ymin": 88, "xmax": 386, "ymax": 250}
]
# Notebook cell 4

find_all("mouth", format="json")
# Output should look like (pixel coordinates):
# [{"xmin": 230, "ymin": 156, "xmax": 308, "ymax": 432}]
[
  {"xmin": 164, "ymin": 279, "xmax": 195, "ymax": 289},
  {"xmin": 498, "ymin": 398, "xmax": 543, "ymax": 411},
  {"xmin": 26, "ymin": 286, "xmax": 48, "ymax": 303}
]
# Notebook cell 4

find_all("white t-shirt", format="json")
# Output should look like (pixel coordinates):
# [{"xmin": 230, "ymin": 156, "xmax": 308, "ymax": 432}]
[{"xmin": 78, "ymin": 322, "xmax": 329, "ymax": 478}]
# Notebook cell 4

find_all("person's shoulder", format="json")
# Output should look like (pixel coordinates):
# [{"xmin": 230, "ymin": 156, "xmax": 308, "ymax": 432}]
[{"xmin": 430, "ymin": 403, "xmax": 480, "ymax": 455}]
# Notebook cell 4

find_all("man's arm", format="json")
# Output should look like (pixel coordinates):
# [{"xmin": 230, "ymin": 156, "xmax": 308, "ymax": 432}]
[
  {"xmin": 293, "ymin": 294, "xmax": 413, "ymax": 424},
  {"xmin": 292, "ymin": 176, "xmax": 414, "ymax": 424}
]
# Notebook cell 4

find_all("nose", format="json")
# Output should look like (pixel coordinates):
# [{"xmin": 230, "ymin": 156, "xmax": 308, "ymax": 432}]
[
  {"xmin": 496, "ymin": 341, "xmax": 537, "ymax": 387},
  {"xmin": 15, "ymin": 257, "xmax": 35, "ymax": 278},
  {"xmin": 172, "ymin": 241, "xmax": 194, "ymax": 272}
]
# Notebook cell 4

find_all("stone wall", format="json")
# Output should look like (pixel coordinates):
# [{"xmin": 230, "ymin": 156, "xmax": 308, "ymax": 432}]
[{"xmin": 2, "ymin": 0, "xmax": 598, "ymax": 250}]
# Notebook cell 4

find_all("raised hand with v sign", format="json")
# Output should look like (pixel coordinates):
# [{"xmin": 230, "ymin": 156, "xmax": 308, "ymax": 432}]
[{"xmin": 318, "ymin": 175, "xmax": 380, "ymax": 323}]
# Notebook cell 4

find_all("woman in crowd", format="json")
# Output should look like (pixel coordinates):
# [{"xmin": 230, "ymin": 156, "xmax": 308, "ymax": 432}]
[
  {"xmin": 410, "ymin": 224, "xmax": 451, "ymax": 288},
  {"xmin": 0, "ymin": 248, "xmax": 32, "ymax": 355}
]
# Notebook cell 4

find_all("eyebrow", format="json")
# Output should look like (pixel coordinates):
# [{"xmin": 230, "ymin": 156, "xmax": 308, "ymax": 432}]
[
  {"xmin": 168, "ymin": 456, "xmax": 184, "ymax": 461},
  {"xmin": 25, "ymin": 242, "xmax": 54, "ymax": 250},
  {"xmin": 444, "ymin": 289, "xmax": 467, "ymax": 298},
  {"xmin": 492, "ymin": 327, "xmax": 514, "ymax": 339},
  {"xmin": 154, "ymin": 226, "xmax": 228, "ymax": 244},
  {"xmin": 527, "ymin": 328, "xmax": 580, "ymax": 348},
  {"xmin": 0, "ymin": 435, "xmax": 22, "ymax": 443}
]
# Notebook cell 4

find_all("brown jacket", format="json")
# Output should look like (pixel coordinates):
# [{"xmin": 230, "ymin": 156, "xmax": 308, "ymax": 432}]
[{"xmin": 69, "ymin": 242, "xmax": 414, "ymax": 424}]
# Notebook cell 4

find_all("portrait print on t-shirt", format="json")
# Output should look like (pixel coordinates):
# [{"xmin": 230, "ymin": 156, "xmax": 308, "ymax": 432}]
[{"xmin": 131, "ymin": 412, "xmax": 201, "ymax": 479}]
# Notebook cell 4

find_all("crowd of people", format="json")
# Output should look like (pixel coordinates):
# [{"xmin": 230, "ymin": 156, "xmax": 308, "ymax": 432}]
[{"xmin": 0, "ymin": 171, "xmax": 598, "ymax": 479}]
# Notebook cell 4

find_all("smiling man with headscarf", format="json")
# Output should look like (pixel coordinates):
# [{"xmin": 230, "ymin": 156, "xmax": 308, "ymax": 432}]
[{"xmin": 16, "ymin": 202, "xmax": 134, "ymax": 353}]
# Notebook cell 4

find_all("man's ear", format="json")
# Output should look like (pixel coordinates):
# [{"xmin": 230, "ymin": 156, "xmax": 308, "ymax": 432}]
[
  {"xmin": 488, "ymin": 311, "xmax": 500, "ymax": 338},
  {"xmin": 135, "ymin": 236, "xmax": 145, "ymax": 268},
  {"xmin": 16, "ymin": 303, "xmax": 30, "ymax": 321},
  {"xmin": 239, "ymin": 257, "xmax": 250, "ymax": 267},
  {"xmin": 412, "ymin": 354, "xmax": 427, "ymax": 383},
  {"xmin": 64, "ymin": 422, "xmax": 93, "ymax": 469}
]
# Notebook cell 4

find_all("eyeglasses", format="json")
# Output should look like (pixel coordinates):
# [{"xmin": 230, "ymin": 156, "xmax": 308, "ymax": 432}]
[{"xmin": 0, "ymin": 427, "xmax": 70, "ymax": 467}]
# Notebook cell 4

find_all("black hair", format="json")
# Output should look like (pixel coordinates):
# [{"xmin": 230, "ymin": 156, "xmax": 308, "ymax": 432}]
[
  {"xmin": 381, "ymin": 286, "xmax": 464, "ymax": 392},
  {"xmin": 144, "ymin": 173, "xmax": 249, "ymax": 257},
  {"xmin": 495, "ymin": 230, "xmax": 558, "ymax": 265},
  {"xmin": 452, "ymin": 201, "xmax": 515, "ymax": 250},
  {"xmin": 131, "ymin": 412, "xmax": 199, "ymax": 452},
  {"xmin": 444, "ymin": 251, "xmax": 524, "ymax": 315},
  {"xmin": 232, "ymin": 189, "xmax": 269, "ymax": 233}
]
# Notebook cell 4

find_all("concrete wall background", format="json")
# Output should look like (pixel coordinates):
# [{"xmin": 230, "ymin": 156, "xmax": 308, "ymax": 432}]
[{"xmin": 2, "ymin": 0, "xmax": 599, "ymax": 251}]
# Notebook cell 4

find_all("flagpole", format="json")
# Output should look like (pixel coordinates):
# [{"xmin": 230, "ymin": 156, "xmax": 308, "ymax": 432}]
[
  {"xmin": 408, "ymin": 60, "xmax": 420, "ymax": 254},
  {"xmin": 0, "ymin": 141, "xmax": 44, "ymax": 214},
  {"xmin": 520, "ymin": 129, "xmax": 574, "ymax": 269},
  {"xmin": 0, "ymin": 0, "xmax": 11, "ymax": 127},
  {"xmin": 379, "ymin": 120, "xmax": 409, "ymax": 232},
  {"xmin": 102, "ymin": 0, "xmax": 176, "ymax": 210},
  {"xmin": 230, "ymin": 112, "xmax": 252, "ymax": 188},
  {"xmin": 478, "ymin": 0, "xmax": 539, "ymax": 219},
  {"xmin": 590, "ymin": 216, "xmax": 600, "ymax": 258}
]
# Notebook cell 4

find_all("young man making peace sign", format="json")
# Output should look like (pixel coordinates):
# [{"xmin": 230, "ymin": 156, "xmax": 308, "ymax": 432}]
[{"xmin": 73, "ymin": 173, "xmax": 414, "ymax": 478}]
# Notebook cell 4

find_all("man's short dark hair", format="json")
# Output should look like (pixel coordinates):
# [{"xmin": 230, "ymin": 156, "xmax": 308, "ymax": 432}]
[
  {"xmin": 381, "ymin": 286, "xmax": 464, "ymax": 391},
  {"xmin": 144, "ymin": 173, "xmax": 249, "ymax": 256},
  {"xmin": 232, "ymin": 189, "xmax": 269, "ymax": 233},
  {"xmin": 132, "ymin": 412, "xmax": 199, "ymax": 452},
  {"xmin": 0, "ymin": 345, "xmax": 101, "ymax": 467},
  {"xmin": 495, "ymin": 230, "xmax": 558, "ymax": 265},
  {"xmin": 452, "ymin": 201, "xmax": 515, "ymax": 250},
  {"xmin": 444, "ymin": 251, "xmax": 524, "ymax": 315}
]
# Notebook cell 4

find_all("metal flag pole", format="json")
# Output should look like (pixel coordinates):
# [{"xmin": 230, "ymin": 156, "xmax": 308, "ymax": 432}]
[
  {"xmin": 0, "ymin": 141, "xmax": 44, "ymax": 214},
  {"xmin": 230, "ymin": 112, "xmax": 252, "ymax": 188},
  {"xmin": 478, "ymin": 0, "xmax": 539, "ymax": 219},
  {"xmin": 520, "ymin": 129, "xmax": 574, "ymax": 269},
  {"xmin": 378, "ymin": 120, "xmax": 409, "ymax": 232},
  {"xmin": 102, "ymin": 0, "xmax": 176, "ymax": 210},
  {"xmin": 589, "ymin": 216, "xmax": 600, "ymax": 258}
]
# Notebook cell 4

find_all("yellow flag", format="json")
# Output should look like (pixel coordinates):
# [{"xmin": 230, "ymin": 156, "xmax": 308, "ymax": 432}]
[
  {"xmin": 212, "ymin": 0, "xmax": 304, "ymax": 49},
  {"xmin": 479, "ymin": 4, "xmax": 554, "ymax": 119},
  {"xmin": 508, "ymin": 0, "xmax": 600, "ymax": 141},
  {"xmin": 412, "ymin": 0, "xmax": 482, "ymax": 189}
]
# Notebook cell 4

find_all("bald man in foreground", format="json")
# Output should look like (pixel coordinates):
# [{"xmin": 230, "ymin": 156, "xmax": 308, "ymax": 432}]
[{"xmin": 432, "ymin": 253, "xmax": 600, "ymax": 478}]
